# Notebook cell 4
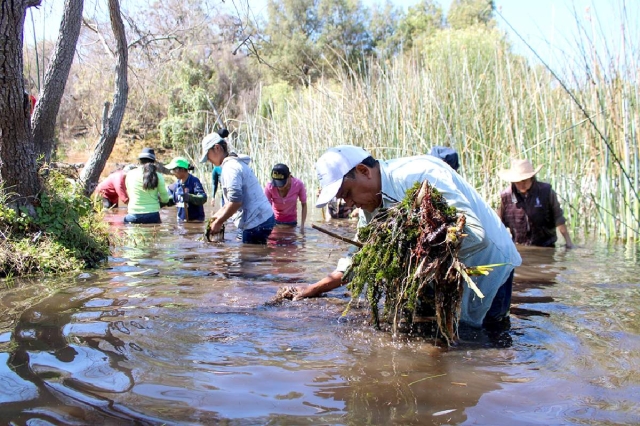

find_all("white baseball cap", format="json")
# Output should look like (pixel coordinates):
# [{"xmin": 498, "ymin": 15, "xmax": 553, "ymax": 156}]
[
  {"xmin": 199, "ymin": 132, "xmax": 225, "ymax": 163},
  {"xmin": 315, "ymin": 145, "xmax": 370, "ymax": 208}
]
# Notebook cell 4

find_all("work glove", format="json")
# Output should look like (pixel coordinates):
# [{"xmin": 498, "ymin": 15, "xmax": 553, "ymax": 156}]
[{"xmin": 182, "ymin": 193, "xmax": 190, "ymax": 203}]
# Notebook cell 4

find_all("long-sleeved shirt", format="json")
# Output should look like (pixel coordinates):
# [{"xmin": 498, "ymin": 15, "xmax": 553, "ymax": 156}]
[
  {"xmin": 95, "ymin": 170, "xmax": 129, "ymax": 205},
  {"xmin": 168, "ymin": 174, "xmax": 208, "ymax": 222},
  {"xmin": 220, "ymin": 156, "xmax": 273, "ymax": 230},
  {"xmin": 264, "ymin": 176, "xmax": 307, "ymax": 223},
  {"xmin": 124, "ymin": 166, "xmax": 170, "ymax": 215},
  {"xmin": 341, "ymin": 155, "xmax": 522, "ymax": 327}
]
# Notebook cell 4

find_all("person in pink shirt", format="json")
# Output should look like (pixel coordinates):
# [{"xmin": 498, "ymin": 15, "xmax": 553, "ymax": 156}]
[
  {"xmin": 264, "ymin": 163, "xmax": 307, "ymax": 229},
  {"xmin": 94, "ymin": 165, "xmax": 135, "ymax": 209}
]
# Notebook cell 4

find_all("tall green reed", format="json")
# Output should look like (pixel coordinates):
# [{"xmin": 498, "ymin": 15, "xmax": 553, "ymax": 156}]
[{"xmin": 188, "ymin": 12, "xmax": 637, "ymax": 243}]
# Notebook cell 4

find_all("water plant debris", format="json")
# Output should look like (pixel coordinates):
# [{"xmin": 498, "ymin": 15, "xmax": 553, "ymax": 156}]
[{"xmin": 343, "ymin": 180, "xmax": 477, "ymax": 345}]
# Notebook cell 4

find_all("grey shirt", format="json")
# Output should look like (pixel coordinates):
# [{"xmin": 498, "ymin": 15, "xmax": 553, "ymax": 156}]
[{"xmin": 220, "ymin": 156, "xmax": 273, "ymax": 230}]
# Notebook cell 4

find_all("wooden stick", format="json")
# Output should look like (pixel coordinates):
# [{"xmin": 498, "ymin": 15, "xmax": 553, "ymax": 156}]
[{"xmin": 311, "ymin": 223, "xmax": 363, "ymax": 248}]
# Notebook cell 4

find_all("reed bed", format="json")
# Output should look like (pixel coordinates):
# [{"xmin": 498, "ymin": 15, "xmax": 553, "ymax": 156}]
[{"xmin": 181, "ymin": 18, "xmax": 638, "ymax": 243}]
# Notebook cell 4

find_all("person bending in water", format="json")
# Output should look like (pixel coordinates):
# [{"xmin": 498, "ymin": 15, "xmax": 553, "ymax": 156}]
[
  {"xmin": 200, "ymin": 130, "xmax": 275, "ymax": 244},
  {"xmin": 291, "ymin": 145, "xmax": 521, "ymax": 328}
]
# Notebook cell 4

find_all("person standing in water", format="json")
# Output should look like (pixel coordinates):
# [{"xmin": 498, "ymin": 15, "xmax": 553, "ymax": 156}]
[
  {"xmin": 429, "ymin": 146, "xmax": 460, "ymax": 172},
  {"xmin": 166, "ymin": 157, "xmax": 207, "ymax": 222},
  {"xmin": 124, "ymin": 148, "xmax": 170, "ymax": 224},
  {"xmin": 200, "ymin": 130, "xmax": 275, "ymax": 244},
  {"xmin": 497, "ymin": 159, "xmax": 574, "ymax": 248},
  {"xmin": 264, "ymin": 163, "xmax": 307, "ymax": 230}
]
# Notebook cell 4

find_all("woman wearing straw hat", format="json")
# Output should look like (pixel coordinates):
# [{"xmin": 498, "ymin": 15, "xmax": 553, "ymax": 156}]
[
  {"xmin": 124, "ymin": 148, "xmax": 170, "ymax": 224},
  {"xmin": 497, "ymin": 159, "xmax": 573, "ymax": 248}
]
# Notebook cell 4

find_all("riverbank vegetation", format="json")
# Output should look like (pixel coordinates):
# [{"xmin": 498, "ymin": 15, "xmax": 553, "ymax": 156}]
[
  {"xmin": 21, "ymin": 0, "xmax": 638, "ymax": 245},
  {"xmin": 0, "ymin": 169, "xmax": 110, "ymax": 277}
]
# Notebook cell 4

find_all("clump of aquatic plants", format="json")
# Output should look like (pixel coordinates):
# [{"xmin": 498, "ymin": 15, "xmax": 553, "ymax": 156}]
[
  {"xmin": 0, "ymin": 168, "xmax": 111, "ymax": 277},
  {"xmin": 344, "ymin": 181, "xmax": 476, "ymax": 345}
]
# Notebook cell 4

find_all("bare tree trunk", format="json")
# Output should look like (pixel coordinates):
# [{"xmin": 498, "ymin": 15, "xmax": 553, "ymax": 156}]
[
  {"xmin": 79, "ymin": 0, "xmax": 129, "ymax": 196},
  {"xmin": 31, "ymin": 0, "xmax": 84, "ymax": 163},
  {"xmin": 0, "ymin": 0, "xmax": 43, "ymax": 206}
]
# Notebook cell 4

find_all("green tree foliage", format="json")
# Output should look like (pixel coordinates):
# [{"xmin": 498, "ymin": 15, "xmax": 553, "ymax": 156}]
[
  {"xmin": 159, "ymin": 61, "xmax": 213, "ymax": 149},
  {"xmin": 317, "ymin": 0, "xmax": 372, "ymax": 70},
  {"xmin": 260, "ymin": 0, "xmax": 372, "ymax": 85},
  {"xmin": 260, "ymin": 0, "xmax": 322, "ymax": 86},
  {"xmin": 366, "ymin": 0, "xmax": 404, "ymax": 57},
  {"xmin": 160, "ymin": 52, "xmax": 260, "ymax": 150},
  {"xmin": 447, "ymin": 0, "xmax": 496, "ymax": 30},
  {"xmin": 396, "ymin": 0, "xmax": 444, "ymax": 52}
]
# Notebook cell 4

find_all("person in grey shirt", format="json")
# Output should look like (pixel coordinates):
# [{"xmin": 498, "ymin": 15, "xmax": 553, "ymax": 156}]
[{"xmin": 200, "ymin": 130, "xmax": 275, "ymax": 244}]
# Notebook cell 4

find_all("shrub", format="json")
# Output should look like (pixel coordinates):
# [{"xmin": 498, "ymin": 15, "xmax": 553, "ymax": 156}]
[{"xmin": 0, "ymin": 169, "xmax": 111, "ymax": 277}]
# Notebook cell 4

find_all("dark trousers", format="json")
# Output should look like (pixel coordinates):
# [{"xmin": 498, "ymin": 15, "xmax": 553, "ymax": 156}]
[
  {"xmin": 242, "ymin": 215, "xmax": 275, "ymax": 244},
  {"xmin": 124, "ymin": 212, "xmax": 161, "ymax": 224},
  {"xmin": 483, "ymin": 269, "xmax": 514, "ymax": 326}
]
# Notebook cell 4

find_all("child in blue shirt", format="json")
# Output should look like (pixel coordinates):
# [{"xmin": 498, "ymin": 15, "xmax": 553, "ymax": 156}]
[{"xmin": 166, "ymin": 157, "xmax": 208, "ymax": 222}]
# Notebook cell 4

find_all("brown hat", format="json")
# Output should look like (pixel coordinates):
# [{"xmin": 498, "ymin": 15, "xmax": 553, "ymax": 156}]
[{"xmin": 498, "ymin": 159, "xmax": 543, "ymax": 182}]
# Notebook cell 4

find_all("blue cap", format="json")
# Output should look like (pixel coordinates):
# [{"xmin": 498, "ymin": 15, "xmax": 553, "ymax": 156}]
[{"xmin": 429, "ymin": 146, "xmax": 459, "ymax": 171}]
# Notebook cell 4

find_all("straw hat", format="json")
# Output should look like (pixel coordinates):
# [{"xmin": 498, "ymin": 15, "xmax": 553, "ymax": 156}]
[{"xmin": 498, "ymin": 159, "xmax": 543, "ymax": 182}]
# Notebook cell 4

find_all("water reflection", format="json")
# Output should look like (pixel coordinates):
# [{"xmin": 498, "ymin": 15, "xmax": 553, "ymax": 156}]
[{"xmin": 0, "ymin": 207, "xmax": 639, "ymax": 424}]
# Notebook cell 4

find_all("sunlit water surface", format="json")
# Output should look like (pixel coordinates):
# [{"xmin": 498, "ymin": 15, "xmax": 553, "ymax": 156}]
[{"xmin": 1, "ymin": 208, "xmax": 639, "ymax": 425}]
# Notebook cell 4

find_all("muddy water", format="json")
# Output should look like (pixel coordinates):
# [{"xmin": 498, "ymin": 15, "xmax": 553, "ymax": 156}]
[{"xmin": 1, "ymin": 208, "xmax": 639, "ymax": 425}]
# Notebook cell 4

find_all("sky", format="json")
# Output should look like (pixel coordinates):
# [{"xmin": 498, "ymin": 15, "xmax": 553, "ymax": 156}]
[{"xmin": 27, "ymin": 0, "xmax": 639, "ymax": 69}]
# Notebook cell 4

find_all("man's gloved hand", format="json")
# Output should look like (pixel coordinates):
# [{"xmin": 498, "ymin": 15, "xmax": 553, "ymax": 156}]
[{"xmin": 182, "ymin": 193, "xmax": 190, "ymax": 203}]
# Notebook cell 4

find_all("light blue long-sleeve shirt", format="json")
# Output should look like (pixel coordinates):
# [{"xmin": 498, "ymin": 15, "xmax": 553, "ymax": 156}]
[
  {"xmin": 220, "ymin": 156, "xmax": 273, "ymax": 230},
  {"xmin": 348, "ymin": 155, "xmax": 522, "ymax": 327}
]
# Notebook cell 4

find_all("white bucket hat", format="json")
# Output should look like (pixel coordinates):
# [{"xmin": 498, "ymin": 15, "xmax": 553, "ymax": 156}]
[
  {"xmin": 315, "ymin": 145, "xmax": 370, "ymax": 208},
  {"xmin": 498, "ymin": 159, "xmax": 543, "ymax": 182}
]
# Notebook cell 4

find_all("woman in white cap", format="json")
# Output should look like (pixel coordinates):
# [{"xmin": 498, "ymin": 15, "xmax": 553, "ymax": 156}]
[
  {"xmin": 200, "ymin": 130, "xmax": 275, "ymax": 244},
  {"xmin": 497, "ymin": 159, "xmax": 573, "ymax": 248},
  {"xmin": 124, "ymin": 148, "xmax": 170, "ymax": 224}
]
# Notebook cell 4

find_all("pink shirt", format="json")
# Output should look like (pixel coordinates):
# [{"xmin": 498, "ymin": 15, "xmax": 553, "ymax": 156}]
[
  {"xmin": 95, "ymin": 170, "xmax": 129, "ymax": 205},
  {"xmin": 264, "ymin": 176, "xmax": 307, "ymax": 223}
]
